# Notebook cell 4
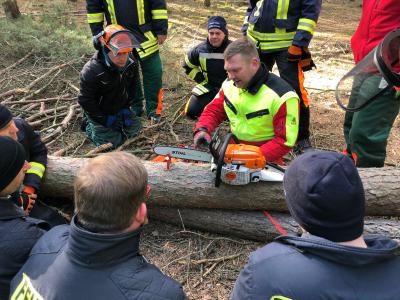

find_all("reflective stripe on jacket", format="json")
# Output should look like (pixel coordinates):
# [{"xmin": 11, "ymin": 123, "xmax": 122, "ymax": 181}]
[
  {"xmin": 86, "ymin": 0, "xmax": 168, "ymax": 59},
  {"xmin": 223, "ymin": 79, "xmax": 298, "ymax": 143},
  {"xmin": 183, "ymin": 39, "xmax": 231, "ymax": 96},
  {"xmin": 244, "ymin": 0, "xmax": 321, "ymax": 52},
  {"xmin": 15, "ymin": 118, "xmax": 47, "ymax": 190},
  {"xmin": 195, "ymin": 64, "xmax": 299, "ymax": 162}
]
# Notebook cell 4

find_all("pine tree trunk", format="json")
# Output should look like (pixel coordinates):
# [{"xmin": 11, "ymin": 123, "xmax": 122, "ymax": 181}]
[
  {"xmin": 40, "ymin": 156, "xmax": 400, "ymax": 216},
  {"xmin": 2, "ymin": 0, "xmax": 20, "ymax": 19},
  {"xmin": 149, "ymin": 207, "xmax": 400, "ymax": 242}
]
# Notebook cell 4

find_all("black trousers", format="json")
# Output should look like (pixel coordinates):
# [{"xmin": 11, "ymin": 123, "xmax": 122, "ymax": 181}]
[{"xmin": 260, "ymin": 50, "xmax": 310, "ymax": 141}]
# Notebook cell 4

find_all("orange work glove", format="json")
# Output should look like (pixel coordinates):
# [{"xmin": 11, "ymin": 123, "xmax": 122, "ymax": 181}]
[
  {"xmin": 20, "ymin": 186, "xmax": 36, "ymax": 212},
  {"xmin": 287, "ymin": 45, "xmax": 302, "ymax": 62}
]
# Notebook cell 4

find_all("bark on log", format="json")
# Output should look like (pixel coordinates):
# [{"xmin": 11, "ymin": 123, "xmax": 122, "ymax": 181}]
[
  {"xmin": 2, "ymin": 0, "xmax": 20, "ymax": 19},
  {"xmin": 149, "ymin": 207, "xmax": 400, "ymax": 242},
  {"xmin": 41, "ymin": 156, "xmax": 400, "ymax": 216}
]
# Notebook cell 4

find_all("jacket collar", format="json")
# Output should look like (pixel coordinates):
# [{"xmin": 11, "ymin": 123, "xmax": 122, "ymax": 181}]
[
  {"xmin": 66, "ymin": 216, "xmax": 142, "ymax": 268},
  {"xmin": 206, "ymin": 37, "xmax": 230, "ymax": 52},
  {"xmin": 0, "ymin": 197, "xmax": 25, "ymax": 220},
  {"xmin": 276, "ymin": 233, "xmax": 399, "ymax": 267},
  {"xmin": 246, "ymin": 63, "xmax": 269, "ymax": 95}
]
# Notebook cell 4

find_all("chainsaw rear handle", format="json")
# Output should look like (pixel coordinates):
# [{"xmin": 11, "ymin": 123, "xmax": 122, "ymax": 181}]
[{"xmin": 215, "ymin": 132, "xmax": 233, "ymax": 187}]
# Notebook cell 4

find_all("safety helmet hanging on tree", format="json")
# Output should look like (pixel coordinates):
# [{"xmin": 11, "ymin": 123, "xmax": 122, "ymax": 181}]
[
  {"xmin": 336, "ymin": 28, "xmax": 400, "ymax": 112},
  {"xmin": 96, "ymin": 24, "xmax": 140, "ymax": 56}
]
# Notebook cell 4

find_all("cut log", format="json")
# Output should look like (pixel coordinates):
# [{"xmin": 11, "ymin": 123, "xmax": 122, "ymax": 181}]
[
  {"xmin": 41, "ymin": 156, "xmax": 400, "ymax": 216},
  {"xmin": 149, "ymin": 207, "xmax": 400, "ymax": 242}
]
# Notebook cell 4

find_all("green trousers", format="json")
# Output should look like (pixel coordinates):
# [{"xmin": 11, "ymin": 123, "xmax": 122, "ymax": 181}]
[
  {"xmin": 132, "ymin": 53, "xmax": 163, "ymax": 118},
  {"xmin": 85, "ymin": 114, "xmax": 141, "ymax": 147},
  {"xmin": 343, "ymin": 75, "xmax": 400, "ymax": 167}
]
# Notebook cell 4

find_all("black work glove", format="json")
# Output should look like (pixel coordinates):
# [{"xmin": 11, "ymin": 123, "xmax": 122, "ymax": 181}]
[
  {"xmin": 92, "ymin": 35, "xmax": 102, "ymax": 51},
  {"xmin": 287, "ymin": 45, "xmax": 302, "ymax": 63},
  {"xmin": 300, "ymin": 47, "xmax": 317, "ymax": 72}
]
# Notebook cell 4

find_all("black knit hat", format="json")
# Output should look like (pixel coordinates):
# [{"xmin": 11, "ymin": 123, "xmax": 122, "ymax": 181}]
[
  {"xmin": 0, "ymin": 136, "xmax": 26, "ymax": 192},
  {"xmin": 0, "ymin": 104, "xmax": 13, "ymax": 130},
  {"xmin": 283, "ymin": 151, "xmax": 365, "ymax": 242},
  {"xmin": 208, "ymin": 16, "xmax": 228, "ymax": 35}
]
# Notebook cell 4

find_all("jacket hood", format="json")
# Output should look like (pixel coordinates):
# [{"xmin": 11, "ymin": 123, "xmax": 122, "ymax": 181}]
[
  {"xmin": 66, "ymin": 216, "xmax": 142, "ymax": 268},
  {"xmin": 276, "ymin": 234, "xmax": 399, "ymax": 267}
]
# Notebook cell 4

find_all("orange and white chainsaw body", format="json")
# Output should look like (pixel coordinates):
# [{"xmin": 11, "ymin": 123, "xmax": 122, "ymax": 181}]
[{"xmin": 219, "ymin": 144, "xmax": 283, "ymax": 185}]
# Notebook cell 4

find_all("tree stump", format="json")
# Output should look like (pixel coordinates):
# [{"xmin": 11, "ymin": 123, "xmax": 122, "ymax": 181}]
[{"xmin": 2, "ymin": 0, "xmax": 20, "ymax": 19}]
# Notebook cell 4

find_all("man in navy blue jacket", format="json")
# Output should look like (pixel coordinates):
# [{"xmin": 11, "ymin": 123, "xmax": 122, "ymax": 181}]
[
  {"xmin": 10, "ymin": 152, "xmax": 187, "ymax": 300},
  {"xmin": 231, "ymin": 151, "xmax": 400, "ymax": 300}
]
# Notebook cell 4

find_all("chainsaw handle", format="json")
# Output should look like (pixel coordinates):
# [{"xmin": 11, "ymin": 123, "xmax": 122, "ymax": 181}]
[{"xmin": 215, "ymin": 133, "xmax": 233, "ymax": 187}]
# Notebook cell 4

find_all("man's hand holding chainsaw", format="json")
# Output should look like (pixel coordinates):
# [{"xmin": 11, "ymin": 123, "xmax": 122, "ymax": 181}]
[{"xmin": 193, "ymin": 128, "xmax": 212, "ymax": 148}]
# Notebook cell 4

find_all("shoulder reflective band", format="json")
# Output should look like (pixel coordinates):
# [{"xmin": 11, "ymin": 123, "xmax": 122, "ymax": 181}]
[
  {"xmin": 26, "ymin": 162, "xmax": 46, "ymax": 178},
  {"xmin": 136, "ymin": 0, "xmax": 145, "ymax": 25},
  {"xmin": 297, "ymin": 18, "xmax": 317, "ymax": 35}
]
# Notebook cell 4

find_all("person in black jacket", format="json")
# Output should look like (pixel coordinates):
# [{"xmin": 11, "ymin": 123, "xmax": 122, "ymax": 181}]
[
  {"xmin": 183, "ymin": 16, "xmax": 231, "ymax": 119},
  {"xmin": 86, "ymin": 0, "xmax": 168, "ymax": 123},
  {"xmin": 0, "ymin": 136, "xmax": 49, "ymax": 300},
  {"xmin": 0, "ymin": 104, "xmax": 46, "ymax": 212},
  {"xmin": 231, "ymin": 151, "xmax": 400, "ymax": 300},
  {"xmin": 79, "ymin": 25, "xmax": 141, "ymax": 147},
  {"xmin": 10, "ymin": 151, "xmax": 188, "ymax": 300},
  {"xmin": 0, "ymin": 105, "xmax": 65, "ymax": 227}
]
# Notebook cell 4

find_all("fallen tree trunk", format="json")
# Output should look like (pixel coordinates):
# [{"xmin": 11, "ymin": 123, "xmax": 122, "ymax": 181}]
[
  {"xmin": 149, "ymin": 207, "xmax": 400, "ymax": 242},
  {"xmin": 41, "ymin": 156, "xmax": 400, "ymax": 216}
]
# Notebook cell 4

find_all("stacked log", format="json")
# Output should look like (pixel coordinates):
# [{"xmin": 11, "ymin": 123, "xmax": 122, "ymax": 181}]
[{"xmin": 41, "ymin": 156, "xmax": 400, "ymax": 241}]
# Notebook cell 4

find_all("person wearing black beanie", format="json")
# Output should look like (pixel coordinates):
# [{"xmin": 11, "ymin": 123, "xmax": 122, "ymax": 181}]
[
  {"xmin": 0, "ymin": 136, "xmax": 49, "ymax": 299},
  {"xmin": 182, "ymin": 16, "xmax": 231, "ymax": 119},
  {"xmin": 0, "ymin": 136, "xmax": 26, "ymax": 194},
  {"xmin": 231, "ymin": 151, "xmax": 400, "ymax": 300}
]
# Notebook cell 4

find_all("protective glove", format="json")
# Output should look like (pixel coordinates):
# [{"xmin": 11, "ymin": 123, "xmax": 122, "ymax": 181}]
[
  {"xmin": 20, "ymin": 186, "xmax": 36, "ymax": 212},
  {"xmin": 92, "ymin": 35, "xmax": 102, "ymax": 51},
  {"xmin": 300, "ymin": 47, "xmax": 317, "ymax": 72},
  {"xmin": 287, "ymin": 45, "xmax": 302, "ymax": 63},
  {"xmin": 119, "ymin": 108, "xmax": 134, "ymax": 127},
  {"xmin": 105, "ymin": 115, "xmax": 122, "ymax": 130},
  {"xmin": 194, "ymin": 128, "xmax": 212, "ymax": 147}
]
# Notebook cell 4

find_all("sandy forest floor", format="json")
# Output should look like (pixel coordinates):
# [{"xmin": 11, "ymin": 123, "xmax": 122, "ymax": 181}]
[{"xmin": 1, "ymin": 0, "xmax": 399, "ymax": 299}]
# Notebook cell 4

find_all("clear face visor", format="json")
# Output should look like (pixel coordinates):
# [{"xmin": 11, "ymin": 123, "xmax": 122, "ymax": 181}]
[
  {"xmin": 106, "ymin": 31, "xmax": 140, "ymax": 56},
  {"xmin": 336, "ymin": 28, "xmax": 400, "ymax": 112}
]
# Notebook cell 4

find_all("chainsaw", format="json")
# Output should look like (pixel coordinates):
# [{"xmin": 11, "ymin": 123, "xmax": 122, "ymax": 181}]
[{"xmin": 153, "ymin": 129, "xmax": 285, "ymax": 187}]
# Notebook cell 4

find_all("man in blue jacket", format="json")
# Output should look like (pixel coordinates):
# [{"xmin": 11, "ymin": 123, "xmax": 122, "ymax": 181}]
[
  {"xmin": 10, "ymin": 152, "xmax": 187, "ymax": 300},
  {"xmin": 231, "ymin": 151, "xmax": 400, "ymax": 300},
  {"xmin": 243, "ymin": 0, "xmax": 322, "ymax": 153},
  {"xmin": 0, "ymin": 137, "xmax": 48, "ymax": 300}
]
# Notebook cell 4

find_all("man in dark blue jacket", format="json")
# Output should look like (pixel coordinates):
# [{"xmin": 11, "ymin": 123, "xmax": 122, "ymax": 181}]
[
  {"xmin": 0, "ymin": 137, "xmax": 49, "ymax": 300},
  {"xmin": 231, "ymin": 151, "xmax": 400, "ymax": 300},
  {"xmin": 10, "ymin": 152, "xmax": 187, "ymax": 300},
  {"xmin": 243, "ymin": 0, "xmax": 322, "ymax": 153},
  {"xmin": 182, "ymin": 16, "xmax": 231, "ymax": 119}
]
